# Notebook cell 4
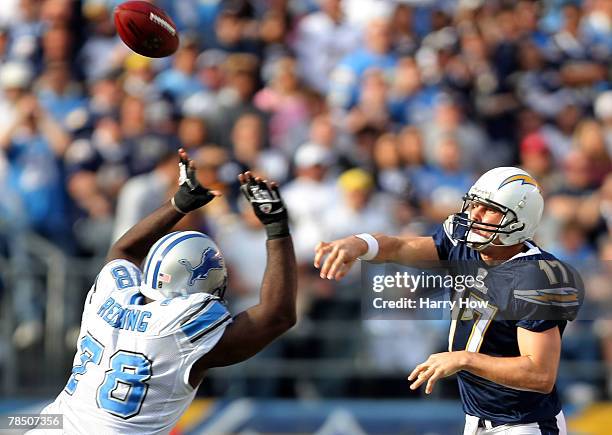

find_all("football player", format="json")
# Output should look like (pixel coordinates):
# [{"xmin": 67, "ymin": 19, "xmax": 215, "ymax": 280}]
[
  {"xmin": 31, "ymin": 149, "xmax": 296, "ymax": 434},
  {"xmin": 315, "ymin": 167, "xmax": 583, "ymax": 435}
]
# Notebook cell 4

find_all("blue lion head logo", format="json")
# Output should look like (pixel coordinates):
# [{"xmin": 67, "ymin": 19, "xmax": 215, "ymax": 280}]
[{"xmin": 178, "ymin": 248, "xmax": 224, "ymax": 286}]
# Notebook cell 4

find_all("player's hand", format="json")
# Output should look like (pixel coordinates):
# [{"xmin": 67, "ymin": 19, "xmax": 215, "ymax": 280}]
[
  {"xmin": 408, "ymin": 351, "xmax": 468, "ymax": 395},
  {"xmin": 314, "ymin": 236, "xmax": 368, "ymax": 280},
  {"xmin": 239, "ymin": 171, "xmax": 289, "ymax": 239},
  {"xmin": 172, "ymin": 148, "xmax": 221, "ymax": 214}
]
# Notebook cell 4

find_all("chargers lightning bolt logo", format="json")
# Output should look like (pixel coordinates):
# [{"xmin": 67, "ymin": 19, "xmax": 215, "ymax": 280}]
[
  {"xmin": 179, "ymin": 248, "xmax": 224, "ymax": 286},
  {"xmin": 498, "ymin": 174, "xmax": 540, "ymax": 190}
]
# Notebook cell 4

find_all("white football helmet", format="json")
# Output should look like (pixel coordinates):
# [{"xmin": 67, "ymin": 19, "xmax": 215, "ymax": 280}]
[
  {"xmin": 140, "ymin": 231, "xmax": 227, "ymax": 301},
  {"xmin": 446, "ymin": 167, "xmax": 544, "ymax": 250}
]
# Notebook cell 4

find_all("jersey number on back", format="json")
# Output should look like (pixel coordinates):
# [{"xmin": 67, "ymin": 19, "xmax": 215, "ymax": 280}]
[{"xmin": 64, "ymin": 333, "xmax": 152, "ymax": 419}]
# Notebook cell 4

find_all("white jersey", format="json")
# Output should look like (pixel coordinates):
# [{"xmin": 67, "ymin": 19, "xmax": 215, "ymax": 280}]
[{"xmin": 37, "ymin": 259, "xmax": 232, "ymax": 435}]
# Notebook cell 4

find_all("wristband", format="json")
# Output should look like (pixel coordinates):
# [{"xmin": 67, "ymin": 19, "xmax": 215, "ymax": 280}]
[
  {"xmin": 265, "ymin": 220, "xmax": 290, "ymax": 240},
  {"xmin": 355, "ymin": 233, "xmax": 379, "ymax": 261}
]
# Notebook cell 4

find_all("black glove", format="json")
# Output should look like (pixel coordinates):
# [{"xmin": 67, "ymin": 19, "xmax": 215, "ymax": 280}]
[
  {"xmin": 240, "ymin": 178, "xmax": 290, "ymax": 239},
  {"xmin": 171, "ymin": 153, "xmax": 216, "ymax": 214}
]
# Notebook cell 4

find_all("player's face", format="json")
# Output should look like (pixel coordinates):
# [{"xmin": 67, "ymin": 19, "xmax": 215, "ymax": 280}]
[{"xmin": 468, "ymin": 201, "xmax": 504, "ymax": 237}]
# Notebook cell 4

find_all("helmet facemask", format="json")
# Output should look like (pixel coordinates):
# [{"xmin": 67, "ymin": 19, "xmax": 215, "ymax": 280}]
[{"xmin": 449, "ymin": 194, "xmax": 525, "ymax": 251}]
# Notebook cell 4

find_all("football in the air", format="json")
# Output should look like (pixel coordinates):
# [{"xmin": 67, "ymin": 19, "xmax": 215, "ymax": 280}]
[{"xmin": 114, "ymin": 1, "xmax": 179, "ymax": 58}]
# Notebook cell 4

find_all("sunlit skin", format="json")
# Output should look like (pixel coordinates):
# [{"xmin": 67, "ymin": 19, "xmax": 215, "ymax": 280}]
[{"xmin": 467, "ymin": 202, "xmax": 525, "ymax": 264}]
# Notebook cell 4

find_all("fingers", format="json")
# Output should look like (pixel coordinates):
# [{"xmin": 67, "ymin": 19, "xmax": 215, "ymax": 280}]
[
  {"xmin": 409, "ymin": 366, "xmax": 435, "ymax": 391},
  {"xmin": 314, "ymin": 241, "xmax": 357, "ymax": 280},
  {"xmin": 314, "ymin": 242, "xmax": 332, "ymax": 268},
  {"xmin": 238, "ymin": 171, "xmax": 252, "ymax": 185},
  {"xmin": 326, "ymin": 249, "xmax": 347, "ymax": 280},
  {"xmin": 318, "ymin": 245, "xmax": 340, "ymax": 279},
  {"xmin": 408, "ymin": 362, "xmax": 426, "ymax": 381},
  {"xmin": 237, "ymin": 172, "xmax": 278, "ymax": 190},
  {"xmin": 425, "ymin": 373, "xmax": 441, "ymax": 395}
]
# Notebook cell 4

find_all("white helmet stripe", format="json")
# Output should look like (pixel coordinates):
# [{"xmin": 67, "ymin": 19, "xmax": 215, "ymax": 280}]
[
  {"xmin": 150, "ymin": 233, "xmax": 209, "ymax": 289},
  {"xmin": 143, "ymin": 231, "xmax": 180, "ymax": 283}
]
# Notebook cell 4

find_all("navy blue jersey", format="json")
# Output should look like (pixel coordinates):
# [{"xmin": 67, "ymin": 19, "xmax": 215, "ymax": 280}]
[{"xmin": 431, "ymin": 222, "xmax": 583, "ymax": 424}]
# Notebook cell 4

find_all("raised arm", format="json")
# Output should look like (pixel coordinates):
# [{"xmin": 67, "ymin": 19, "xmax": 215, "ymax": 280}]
[
  {"xmin": 106, "ymin": 148, "xmax": 219, "ymax": 264},
  {"xmin": 314, "ymin": 233, "xmax": 439, "ymax": 281},
  {"xmin": 194, "ymin": 173, "xmax": 297, "ymax": 369}
]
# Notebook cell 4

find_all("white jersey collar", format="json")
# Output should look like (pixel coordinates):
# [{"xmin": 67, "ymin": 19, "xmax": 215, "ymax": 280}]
[{"xmin": 502, "ymin": 240, "xmax": 541, "ymax": 263}]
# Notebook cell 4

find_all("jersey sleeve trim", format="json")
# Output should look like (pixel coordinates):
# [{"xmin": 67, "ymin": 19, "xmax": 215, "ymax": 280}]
[
  {"xmin": 181, "ymin": 301, "xmax": 230, "ymax": 342},
  {"xmin": 188, "ymin": 313, "xmax": 232, "ymax": 344}
]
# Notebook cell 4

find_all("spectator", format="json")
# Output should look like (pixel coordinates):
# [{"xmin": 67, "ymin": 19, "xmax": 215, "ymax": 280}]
[
  {"xmin": 420, "ymin": 94, "xmax": 489, "ymax": 172},
  {"xmin": 214, "ymin": 53, "xmax": 262, "ymax": 146},
  {"xmin": 388, "ymin": 56, "xmax": 440, "ymax": 126},
  {"xmin": 111, "ymin": 149, "xmax": 178, "ymax": 242},
  {"xmin": 0, "ymin": 92, "xmax": 71, "ymax": 246},
  {"xmin": 412, "ymin": 135, "xmax": 475, "ymax": 223},
  {"xmin": 177, "ymin": 114, "xmax": 208, "ymax": 151},
  {"xmin": 8, "ymin": 0, "xmax": 44, "ymax": 67},
  {"xmin": 572, "ymin": 119, "xmax": 611, "ymax": 186},
  {"xmin": 121, "ymin": 53, "xmax": 159, "ymax": 100},
  {"xmin": 227, "ymin": 112, "xmax": 287, "ymax": 184},
  {"xmin": 155, "ymin": 37, "xmax": 204, "ymax": 104},
  {"xmin": 540, "ymin": 103, "xmax": 583, "ymax": 164},
  {"xmin": 322, "ymin": 167, "xmax": 397, "ymax": 241},
  {"xmin": 282, "ymin": 142, "xmax": 338, "ymax": 263},
  {"xmin": 254, "ymin": 56, "xmax": 310, "ymax": 152},
  {"xmin": 328, "ymin": 16, "xmax": 397, "ymax": 110},
  {"xmin": 398, "ymin": 125, "xmax": 427, "ymax": 169},
  {"xmin": 548, "ymin": 219, "xmax": 598, "ymax": 266},
  {"xmin": 547, "ymin": 149, "xmax": 598, "ymax": 226},
  {"xmin": 293, "ymin": 0, "xmax": 361, "ymax": 94},
  {"xmin": 519, "ymin": 132, "xmax": 562, "ymax": 196},
  {"xmin": 344, "ymin": 68, "xmax": 391, "ymax": 136},
  {"xmin": 36, "ymin": 61, "xmax": 87, "ymax": 130},
  {"xmin": 0, "ymin": 62, "xmax": 33, "ymax": 134},
  {"xmin": 79, "ymin": 2, "xmax": 122, "ymax": 81},
  {"xmin": 372, "ymin": 132, "xmax": 410, "ymax": 197},
  {"xmin": 594, "ymin": 91, "xmax": 612, "ymax": 156}
]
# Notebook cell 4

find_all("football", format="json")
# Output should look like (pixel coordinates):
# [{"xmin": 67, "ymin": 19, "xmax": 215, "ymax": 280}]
[{"xmin": 114, "ymin": 1, "xmax": 179, "ymax": 58}]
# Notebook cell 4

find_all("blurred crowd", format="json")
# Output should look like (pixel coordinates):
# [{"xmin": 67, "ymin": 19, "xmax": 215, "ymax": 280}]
[{"xmin": 0, "ymin": 0, "xmax": 610, "ymax": 400}]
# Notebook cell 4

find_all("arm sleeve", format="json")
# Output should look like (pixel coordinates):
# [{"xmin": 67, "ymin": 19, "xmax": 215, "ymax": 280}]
[
  {"xmin": 512, "ymin": 260, "xmax": 583, "ymax": 332},
  {"xmin": 180, "ymin": 299, "xmax": 233, "ymax": 357},
  {"xmin": 179, "ymin": 298, "xmax": 233, "ymax": 386}
]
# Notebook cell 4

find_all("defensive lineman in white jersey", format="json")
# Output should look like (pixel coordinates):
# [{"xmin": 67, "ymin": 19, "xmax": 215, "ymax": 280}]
[{"xmin": 31, "ymin": 149, "xmax": 297, "ymax": 434}]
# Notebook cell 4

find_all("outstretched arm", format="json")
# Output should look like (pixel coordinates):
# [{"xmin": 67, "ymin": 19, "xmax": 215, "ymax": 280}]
[
  {"xmin": 314, "ymin": 234, "xmax": 439, "ymax": 280},
  {"xmin": 106, "ymin": 148, "xmax": 219, "ymax": 264},
  {"xmin": 194, "ymin": 172, "xmax": 297, "ymax": 369}
]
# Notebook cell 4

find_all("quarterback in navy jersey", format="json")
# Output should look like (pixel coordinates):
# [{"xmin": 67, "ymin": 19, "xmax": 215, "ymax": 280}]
[{"xmin": 315, "ymin": 167, "xmax": 583, "ymax": 435}]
